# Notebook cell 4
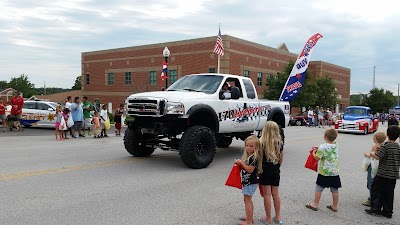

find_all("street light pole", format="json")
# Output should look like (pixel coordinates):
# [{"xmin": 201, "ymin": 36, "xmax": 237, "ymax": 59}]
[
  {"xmin": 397, "ymin": 83, "xmax": 399, "ymax": 106},
  {"xmin": 163, "ymin": 47, "xmax": 170, "ymax": 90},
  {"xmin": 358, "ymin": 92, "xmax": 363, "ymax": 105}
]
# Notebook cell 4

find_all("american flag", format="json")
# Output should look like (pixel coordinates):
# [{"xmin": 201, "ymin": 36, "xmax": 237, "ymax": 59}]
[
  {"xmin": 213, "ymin": 28, "xmax": 224, "ymax": 56},
  {"xmin": 161, "ymin": 61, "xmax": 168, "ymax": 80}
]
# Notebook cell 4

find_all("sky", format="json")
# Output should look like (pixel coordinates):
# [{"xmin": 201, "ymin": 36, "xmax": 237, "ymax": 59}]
[{"xmin": 0, "ymin": 0, "xmax": 399, "ymax": 95}]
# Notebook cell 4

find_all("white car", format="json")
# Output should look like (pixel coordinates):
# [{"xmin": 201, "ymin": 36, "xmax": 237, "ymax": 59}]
[{"xmin": 6, "ymin": 100, "xmax": 60, "ymax": 127}]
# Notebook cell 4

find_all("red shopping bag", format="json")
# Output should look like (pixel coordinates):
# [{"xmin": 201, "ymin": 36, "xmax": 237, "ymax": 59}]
[
  {"xmin": 225, "ymin": 164, "xmax": 242, "ymax": 189},
  {"xmin": 305, "ymin": 149, "xmax": 318, "ymax": 172}
]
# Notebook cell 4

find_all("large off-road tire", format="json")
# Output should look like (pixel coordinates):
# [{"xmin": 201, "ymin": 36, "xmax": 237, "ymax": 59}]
[
  {"xmin": 179, "ymin": 126, "xmax": 216, "ymax": 169},
  {"xmin": 216, "ymin": 134, "xmax": 233, "ymax": 148},
  {"xmin": 124, "ymin": 127, "xmax": 155, "ymax": 157}
]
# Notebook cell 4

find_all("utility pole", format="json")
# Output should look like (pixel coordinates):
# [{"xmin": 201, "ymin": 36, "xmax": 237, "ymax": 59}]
[
  {"xmin": 372, "ymin": 66, "xmax": 376, "ymax": 89},
  {"xmin": 358, "ymin": 92, "xmax": 363, "ymax": 105},
  {"xmin": 397, "ymin": 83, "xmax": 400, "ymax": 106}
]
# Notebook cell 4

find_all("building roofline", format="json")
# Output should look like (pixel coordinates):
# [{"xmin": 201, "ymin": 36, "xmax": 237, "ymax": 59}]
[
  {"xmin": 310, "ymin": 60, "xmax": 351, "ymax": 71},
  {"xmin": 82, "ymin": 34, "xmax": 297, "ymax": 58}
]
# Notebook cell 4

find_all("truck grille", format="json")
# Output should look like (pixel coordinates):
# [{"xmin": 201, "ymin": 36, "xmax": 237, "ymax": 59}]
[{"xmin": 126, "ymin": 98, "xmax": 165, "ymax": 117}]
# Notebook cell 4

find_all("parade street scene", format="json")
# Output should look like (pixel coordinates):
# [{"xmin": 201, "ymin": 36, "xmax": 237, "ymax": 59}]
[
  {"xmin": 1, "ymin": 124, "xmax": 399, "ymax": 225},
  {"xmin": 1, "ymin": 0, "xmax": 400, "ymax": 225}
]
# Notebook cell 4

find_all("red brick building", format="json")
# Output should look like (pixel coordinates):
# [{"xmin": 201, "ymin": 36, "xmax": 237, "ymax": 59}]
[{"xmin": 81, "ymin": 35, "xmax": 350, "ymax": 112}]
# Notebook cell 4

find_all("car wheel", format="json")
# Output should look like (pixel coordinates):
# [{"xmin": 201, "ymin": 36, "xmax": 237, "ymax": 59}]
[{"xmin": 295, "ymin": 120, "xmax": 302, "ymax": 126}]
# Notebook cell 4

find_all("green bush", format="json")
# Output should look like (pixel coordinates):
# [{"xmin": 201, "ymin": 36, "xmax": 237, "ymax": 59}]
[{"xmin": 108, "ymin": 112, "xmax": 114, "ymax": 124}]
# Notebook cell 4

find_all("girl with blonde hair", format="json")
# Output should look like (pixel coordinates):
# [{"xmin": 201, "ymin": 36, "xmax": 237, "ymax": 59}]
[
  {"xmin": 235, "ymin": 135, "xmax": 262, "ymax": 225},
  {"xmin": 259, "ymin": 121, "xmax": 284, "ymax": 225}
]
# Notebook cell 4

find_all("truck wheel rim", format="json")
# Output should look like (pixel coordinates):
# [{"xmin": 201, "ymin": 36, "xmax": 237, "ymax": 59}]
[{"xmin": 196, "ymin": 141, "xmax": 207, "ymax": 157}]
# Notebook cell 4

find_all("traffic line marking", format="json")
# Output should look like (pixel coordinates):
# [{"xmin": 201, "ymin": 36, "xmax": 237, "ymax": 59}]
[
  {"xmin": 285, "ymin": 136, "xmax": 321, "ymax": 144},
  {"xmin": 0, "ymin": 158, "xmax": 142, "ymax": 182}
]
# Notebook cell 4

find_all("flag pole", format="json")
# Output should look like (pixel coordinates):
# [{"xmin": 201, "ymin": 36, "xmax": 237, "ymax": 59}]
[{"xmin": 217, "ymin": 55, "xmax": 220, "ymax": 73}]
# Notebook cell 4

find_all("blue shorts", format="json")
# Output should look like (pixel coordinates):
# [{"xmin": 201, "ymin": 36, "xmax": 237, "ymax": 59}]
[{"xmin": 242, "ymin": 184, "xmax": 258, "ymax": 196}]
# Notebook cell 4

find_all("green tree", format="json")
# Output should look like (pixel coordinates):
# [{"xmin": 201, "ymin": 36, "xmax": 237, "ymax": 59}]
[
  {"xmin": 263, "ymin": 72, "xmax": 287, "ymax": 100},
  {"xmin": 0, "ymin": 80, "xmax": 8, "ymax": 89},
  {"xmin": 8, "ymin": 74, "xmax": 36, "ymax": 97},
  {"xmin": 314, "ymin": 77, "xmax": 339, "ymax": 109},
  {"xmin": 263, "ymin": 61, "xmax": 318, "ymax": 109},
  {"xmin": 350, "ymin": 94, "xmax": 367, "ymax": 106},
  {"xmin": 365, "ymin": 88, "xmax": 395, "ymax": 113},
  {"xmin": 72, "ymin": 76, "xmax": 81, "ymax": 90}
]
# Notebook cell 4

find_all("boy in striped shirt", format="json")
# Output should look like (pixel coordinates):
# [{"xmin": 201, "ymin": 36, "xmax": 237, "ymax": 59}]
[{"xmin": 366, "ymin": 125, "xmax": 400, "ymax": 218}]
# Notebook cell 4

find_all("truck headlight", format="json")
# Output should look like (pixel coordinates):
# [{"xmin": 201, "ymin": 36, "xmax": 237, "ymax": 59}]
[{"xmin": 166, "ymin": 102, "xmax": 184, "ymax": 115}]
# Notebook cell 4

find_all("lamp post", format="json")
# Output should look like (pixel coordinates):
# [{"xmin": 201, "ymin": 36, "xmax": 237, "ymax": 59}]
[
  {"xmin": 163, "ymin": 47, "xmax": 170, "ymax": 90},
  {"xmin": 358, "ymin": 92, "xmax": 363, "ymax": 105}
]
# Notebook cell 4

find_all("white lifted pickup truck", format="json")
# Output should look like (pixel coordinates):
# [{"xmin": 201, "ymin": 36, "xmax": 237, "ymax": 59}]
[{"xmin": 124, "ymin": 73, "xmax": 290, "ymax": 168}]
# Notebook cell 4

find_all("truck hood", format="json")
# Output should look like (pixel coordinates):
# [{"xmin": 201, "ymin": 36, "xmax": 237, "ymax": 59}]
[
  {"xmin": 342, "ymin": 114, "xmax": 370, "ymax": 121},
  {"xmin": 127, "ymin": 91, "xmax": 211, "ymax": 102}
]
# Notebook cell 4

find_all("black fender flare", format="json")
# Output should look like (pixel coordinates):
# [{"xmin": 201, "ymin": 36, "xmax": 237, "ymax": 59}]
[
  {"xmin": 268, "ymin": 107, "xmax": 286, "ymax": 128},
  {"xmin": 186, "ymin": 104, "xmax": 219, "ymax": 133}
]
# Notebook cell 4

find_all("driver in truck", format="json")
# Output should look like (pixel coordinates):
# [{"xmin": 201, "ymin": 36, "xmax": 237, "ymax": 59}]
[{"xmin": 220, "ymin": 82, "xmax": 231, "ymax": 99}]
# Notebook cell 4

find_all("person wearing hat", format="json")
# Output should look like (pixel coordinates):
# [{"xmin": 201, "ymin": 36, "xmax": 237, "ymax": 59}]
[{"xmin": 82, "ymin": 96, "xmax": 94, "ymax": 136}]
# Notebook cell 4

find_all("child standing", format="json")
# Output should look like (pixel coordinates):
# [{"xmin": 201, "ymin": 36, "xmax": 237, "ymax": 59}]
[
  {"xmin": 114, "ymin": 103, "xmax": 124, "ymax": 136},
  {"xmin": 366, "ymin": 125, "xmax": 400, "ymax": 218},
  {"xmin": 0, "ymin": 98, "xmax": 7, "ymax": 132},
  {"xmin": 54, "ymin": 105, "xmax": 64, "ymax": 140},
  {"xmin": 62, "ymin": 108, "xmax": 70, "ymax": 139},
  {"xmin": 259, "ymin": 121, "xmax": 284, "ymax": 225},
  {"xmin": 362, "ymin": 131, "xmax": 386, "ymax": 206},
  {"xmin": 100, "ymin": 104, "xmax": 109, "ymax": 138},
  {"xmin": 235, "ymin": 135, "xmax": 262, "ymax": 225},
  {"xmin": 92, "ymin": 111, "xmax": 101, "ymax": 138},
  {"xmin": 306, "ymin": 128, "xmax": 340, "ymax": 212}
]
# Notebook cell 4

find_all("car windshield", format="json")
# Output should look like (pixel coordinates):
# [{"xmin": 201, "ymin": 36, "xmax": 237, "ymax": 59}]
[
  {"xmin": 49, "ymin": 102, "xmax": 59, "ymax": 109},
  {"xmin": 345, "ymin": 108, "xmax": 366, "ymax": 115},
  {"xmin": 167, "ymin": 75, "xmax": 223, "ymax": 94}
]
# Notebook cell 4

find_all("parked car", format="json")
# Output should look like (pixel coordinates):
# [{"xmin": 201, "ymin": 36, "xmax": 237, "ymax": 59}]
[
  {"xmin": 290, "ymin": 112, "xmax": 308, "ymax": 126},
  {"xmin": 5, "ymin": 100, "xmax": 60, "ymax": 127}
]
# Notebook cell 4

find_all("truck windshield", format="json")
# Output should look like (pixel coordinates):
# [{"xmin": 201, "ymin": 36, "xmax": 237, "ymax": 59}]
[
  {"xmin": 345, "ymin": 108, "xmax": 367, "ymax": 115},
  {"xmin": 389, "ymin": 106, "xmax": 400, "ymax": 115},
  {"xmin": 167, "ymin": 75, "xmax": 223, "ymax": 94}
]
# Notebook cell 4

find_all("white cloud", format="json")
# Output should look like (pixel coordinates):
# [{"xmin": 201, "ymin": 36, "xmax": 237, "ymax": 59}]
[{"xmin": 0, "ymin": 0, "xmax": 399, "ymax": 100}]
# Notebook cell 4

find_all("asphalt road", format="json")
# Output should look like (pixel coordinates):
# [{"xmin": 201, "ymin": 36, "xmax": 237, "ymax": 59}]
[{"xmin": 0, "ymin": 124, "xmax": 399, "ymax": 225}]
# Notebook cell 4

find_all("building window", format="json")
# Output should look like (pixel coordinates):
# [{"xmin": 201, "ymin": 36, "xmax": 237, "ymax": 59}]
[
  {"xmin": 209, "ymin": 67, "xmax": 216, "ymax": 73},
  {"xmin": 125, "ymin": 72, "xmax": 131, "ymax": 85},
  {"xmin": 257, "ymin": 72, "xmax": 263, "ymax": 86},
  {"xmin": 149, "ymin": 71, "xmax": 156, "ymax": 85},
  {"xmin": 107, "ymin": 73, "xmax": 114, "ymax": 85},
  {"xmin": 244, "ymin": 70, "xmax": 250, "ymax": 77},
  {"xmin": 169, "ymin": 70, "xmax": 177, "ymax": 84},
  {"xmin": 266, "ymin": 73, "xmax": 272, "ymax": 80},
  {"xmin": 85, "ymin": 74, "xmax": 90, "ymax": 85}
]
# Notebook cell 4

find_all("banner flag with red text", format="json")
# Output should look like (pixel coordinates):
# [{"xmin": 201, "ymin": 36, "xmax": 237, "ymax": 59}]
[{"xmin": 279, "ymin": 33, "xmax": 323, "ymax": 101}]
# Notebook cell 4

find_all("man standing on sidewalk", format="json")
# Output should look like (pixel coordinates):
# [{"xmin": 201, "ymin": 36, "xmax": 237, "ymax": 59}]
[
  {"xmin": 81, "ymin": 96, "xmax": 94, "ymax": 136},
  {"xmin": 9, "ymin": 91, "xmax": 24, "ymax": 131},
  {"xmin": 71, "ymin": 97, "xmax": 84, "ymax": 138}
]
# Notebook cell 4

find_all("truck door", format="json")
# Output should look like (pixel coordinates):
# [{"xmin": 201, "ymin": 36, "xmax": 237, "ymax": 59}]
[{"xmin": 217, "ymin": 77, "xmax": 259, "ymax": 133}]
